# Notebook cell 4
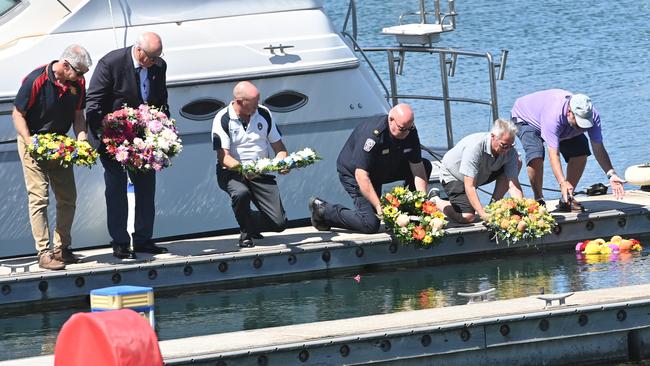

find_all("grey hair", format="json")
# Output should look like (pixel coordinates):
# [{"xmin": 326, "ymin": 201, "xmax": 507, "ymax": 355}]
[
  {"xmin": 135, "ymin": 32, "xmax": 162, "ymax": 53},
  {"xmin": 60, "ymin": 44, "xmax": 92, "ymax": 70},
  {"xmin": 135, "ymin": 33, "xmax": 148, "ymax": 49},
  {"xmin": 491, "ymin": 118, "xmax": 518, "ymax": 138}
]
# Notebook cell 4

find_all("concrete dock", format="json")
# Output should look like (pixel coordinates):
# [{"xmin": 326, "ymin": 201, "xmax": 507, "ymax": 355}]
[
  {"xmin": 1, "ymin": 191, "xmax": 649, "ymax": 309},
  {"xmin": 4, "ymin": 283, "xmax": 650, "ymax": 365}
]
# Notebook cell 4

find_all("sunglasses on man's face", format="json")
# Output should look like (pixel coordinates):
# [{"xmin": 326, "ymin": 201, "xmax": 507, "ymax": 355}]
[
  {"xmin": 139, "ymin": 47, "xmax": 163, "ymax": 63},
  {"xmin": 499, "ymin": 141, "xmax": 515, "ymax": 150},
  {"xmin": 66, "ymin": 61, "xmax": 85, "ymax": 77},
  {"xmin": 390, "ymin": 118, "xmax": 415, "ymax": 132},
  {"xmin": 397, "ymin": 125, "xmax": 415, "ymax": 132}
]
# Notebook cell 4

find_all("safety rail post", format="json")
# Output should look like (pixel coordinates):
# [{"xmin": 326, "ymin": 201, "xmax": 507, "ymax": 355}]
[
  {"xmin": 439, "ymin": 51, "xmax": 454, "ymax": 149},
  {"xmin": 486, "ymin": 52, "xmax": 499, "ymax": 124},
  {"xmin": 387, "ymin": 51, "xmax": 399, "ymax": 106},
  {"xmin": 342, "ymin": 0, "xmax": 358, "ymax": 42}
]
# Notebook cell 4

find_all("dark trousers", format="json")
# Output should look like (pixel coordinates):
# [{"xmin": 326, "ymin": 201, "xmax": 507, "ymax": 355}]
[
  {"xmin": 100, "ymin": 154, "xmax": 156, "ymax": 246},
  {"xmin": 217, "ymin": 169, "xmax": 287, "ymax": 239},
  {"xmin": 323, "ymin": 159, "xmax": 432, "ymax": 234}
]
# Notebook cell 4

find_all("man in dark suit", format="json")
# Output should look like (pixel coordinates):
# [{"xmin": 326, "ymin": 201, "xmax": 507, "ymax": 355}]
[{"xmin": 86, "ymin": 32, "xmax": 169, "ymax": 259}]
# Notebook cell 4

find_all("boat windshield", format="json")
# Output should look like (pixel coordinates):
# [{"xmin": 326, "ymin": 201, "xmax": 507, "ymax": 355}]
[{"xmin": 0, "ymin": 0, "xmax": 18, "ymax": 17}]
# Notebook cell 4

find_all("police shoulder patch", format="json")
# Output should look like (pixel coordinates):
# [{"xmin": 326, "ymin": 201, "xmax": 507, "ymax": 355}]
[{"xmin": 363, "ymin": 138, "xmax": 376, "ymax": 152}]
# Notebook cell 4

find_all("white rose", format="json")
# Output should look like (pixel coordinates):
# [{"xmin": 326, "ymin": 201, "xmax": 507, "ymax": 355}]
[
  {"xmin": 431, "ymin": 218, "xmax": 444, "ymax": 230},
  {"xmin": 133, "ymin": 138, "xmax": 145, "ymax": 149},
  {"xmin": 255, "ymin": 158, "xmax": 272, "ymax": 170},
  {"xmin": 396, "ymin": 214, "xmax": 410, "ymax": 227}
]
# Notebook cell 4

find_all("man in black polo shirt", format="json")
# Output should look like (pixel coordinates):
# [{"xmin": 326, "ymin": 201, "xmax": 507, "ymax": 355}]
[
  {"xmin": 309, "ymin": 104, "xmax": 431, "ymax": 234},
  {"xmin": 13, "ymin": 45, "xmax": 92, "ymax": 270}
]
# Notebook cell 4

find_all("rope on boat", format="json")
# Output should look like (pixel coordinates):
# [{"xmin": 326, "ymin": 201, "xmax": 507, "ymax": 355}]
[{"xmin": 107, "ymin": 0, "xmax": 119, "ymax": 49}]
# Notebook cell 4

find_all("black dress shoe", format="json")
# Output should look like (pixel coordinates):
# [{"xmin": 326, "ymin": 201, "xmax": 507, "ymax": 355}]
[
  {"xmin": 112, "ymin": 244, "xmax": 137, "ymax": 259},
  {"xmin": 238, "ymin": 238, "xmax": 254, "ymax": 248},
  {"xmin": 308, "ymin": 196, "xmax": 331, "ymax": 231},
  {"xmin": 134, "ymin": 242, "xmax": 169, "ymax": 254},
  {"xmin": 251, "ymin": 233, "xmax": 264, "ymax": 239}
]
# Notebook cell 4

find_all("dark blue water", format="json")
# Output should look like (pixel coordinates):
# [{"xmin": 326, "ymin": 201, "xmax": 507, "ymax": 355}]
[
  {"xmin": 1, "ymin": 248, "xmax": 649, "ymax": 360},
  {"xmin": 325, "ymin": 0, "xmax": 650, "ymax": 200}
]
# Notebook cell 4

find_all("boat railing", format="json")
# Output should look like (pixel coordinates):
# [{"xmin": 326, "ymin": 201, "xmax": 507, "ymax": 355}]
[
  {"xmin": 397, "ymin": 0, "xmax": 457, "ymax": 31},
  {"xmin": 341, "ymin": 0, "xmax": 358, "ymax": 43},
  {"xmin": 340, "ymin": 33, "xmax": 391, "ymax": 100},
  {"xmin": 340, "ymin": 0, "xmax": 508, "ymax": 150}
]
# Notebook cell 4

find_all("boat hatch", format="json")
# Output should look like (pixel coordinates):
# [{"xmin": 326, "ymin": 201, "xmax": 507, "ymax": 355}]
[
  {"xmin": 264, "ymin": 91, "xmax": 308, "ymax": 113},
  {"xmin": 179, "ymin": 99, "xmax": 225, "ymax": 121}
]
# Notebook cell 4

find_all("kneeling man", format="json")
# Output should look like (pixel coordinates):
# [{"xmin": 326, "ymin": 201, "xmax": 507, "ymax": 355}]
[
  {"xmin": 434, "ymin": 118, "xmax": 524, "ymax": 223},
  {"xmin": 310, "ymin": 104, "xmax": 431, "ymax": 234},
  {"xmin": 212, "ymin": 81, "xmax": 288, "ymax": 248}
]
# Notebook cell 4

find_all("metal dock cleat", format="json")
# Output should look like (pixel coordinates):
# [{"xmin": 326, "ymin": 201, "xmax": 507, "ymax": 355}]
[
  {"xmin": 457, "ymin": 287, "xmax": 496, "ymax": 304},
  {"xmin": 0, "ymin": 260, "xmax": 38, "ymax": 274},
  {"xmin": 537, "ymin": 292, "xmax": 574, "ymax": 308}
]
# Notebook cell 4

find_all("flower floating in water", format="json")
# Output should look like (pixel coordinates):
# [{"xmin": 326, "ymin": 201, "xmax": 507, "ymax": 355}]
[
  {"xmin": 380, "ymin": 186, "xmax": 447, "ymax": 248},
  {"xmin": 576, "ymin": 236, "xmax": 643, "ymax": 255},
  {"xmin": 353, "ymin": 274, "xmax": 361, "ymax": 283}
]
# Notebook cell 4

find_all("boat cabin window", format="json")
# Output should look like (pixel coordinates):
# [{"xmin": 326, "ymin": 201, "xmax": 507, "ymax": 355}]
[
  {"xmin": 264, "ymin": 91, "xmax": 308, "ymax": 113},
  {"xmin": 0, "ymin": 0, "xmax": 18, "ymax": 15},
  {"xmin": 0, "ymin": 0, "xmax": 21, "ymax": 22},
  {"xmin": 179, "ymin": 99, "xmax": 225, "ymax": 121}
]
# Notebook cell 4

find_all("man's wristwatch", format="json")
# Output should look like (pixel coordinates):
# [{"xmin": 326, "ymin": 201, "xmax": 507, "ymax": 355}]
[{"xmin": 606, "ymin": 169, "xmax": 617, "ymax": 179}]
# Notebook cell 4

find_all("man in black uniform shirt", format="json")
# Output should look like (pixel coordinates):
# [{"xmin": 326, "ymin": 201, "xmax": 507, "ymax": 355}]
[{"xmin": 309, "ymin": 104, "xmax": 431, "ymax": 234}]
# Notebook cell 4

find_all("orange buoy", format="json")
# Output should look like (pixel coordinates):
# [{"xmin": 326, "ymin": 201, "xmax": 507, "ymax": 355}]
[{"xmin": 54, "ymin": 309, "xmax": 162, "ymax": 366}]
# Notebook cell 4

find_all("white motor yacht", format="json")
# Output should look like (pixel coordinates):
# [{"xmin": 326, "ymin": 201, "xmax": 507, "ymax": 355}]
[{"xmin": 0, "ymin": 0, "xmax": 390, "ymax": 257}]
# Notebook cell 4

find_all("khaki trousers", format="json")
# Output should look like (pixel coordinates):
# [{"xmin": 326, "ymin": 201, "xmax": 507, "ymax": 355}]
[{"xmin": 17, "ymin": 135, "xmax": 77, "ymax": 254}]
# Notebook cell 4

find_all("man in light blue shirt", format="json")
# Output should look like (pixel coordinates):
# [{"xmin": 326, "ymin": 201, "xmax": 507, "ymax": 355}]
[
  {"xmin": 511, "ymin": 89, "xmax": 625, "ymax": 210},
  {"xmin": 434, "ymin": 119, "xmax": 524, "ymax": 223}
]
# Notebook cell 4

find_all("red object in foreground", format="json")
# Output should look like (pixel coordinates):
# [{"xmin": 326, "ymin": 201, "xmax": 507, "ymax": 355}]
[{"xmin": 54, "ymin": 309, "xmax": 162, "ymax": 366}]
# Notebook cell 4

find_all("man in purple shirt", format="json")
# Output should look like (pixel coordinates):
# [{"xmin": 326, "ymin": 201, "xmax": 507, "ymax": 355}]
[{"xmin": 511, "ymin": 89, "xmax": 625, "ymax": 210}]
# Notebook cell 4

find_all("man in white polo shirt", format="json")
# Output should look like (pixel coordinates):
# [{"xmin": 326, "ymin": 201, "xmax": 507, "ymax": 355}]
[{"xmin": 212, "ymin": 81, "xmax": 288, "ymax": 248}]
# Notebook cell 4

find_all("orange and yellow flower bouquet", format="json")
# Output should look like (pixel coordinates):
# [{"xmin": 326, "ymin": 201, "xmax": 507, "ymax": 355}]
[
  {"xmin": 380, "ymin": 186, "xmax": 447, "ymax": 247},
  {"xmin": 484, "ymin": 197, "xmax": 556, "ymax": 245}
]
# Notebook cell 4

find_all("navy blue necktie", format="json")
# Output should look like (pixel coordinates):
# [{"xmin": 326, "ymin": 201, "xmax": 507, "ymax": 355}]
[{"xmin": 137, "ymin": 67, "xmax": 149, "ymax": 102}]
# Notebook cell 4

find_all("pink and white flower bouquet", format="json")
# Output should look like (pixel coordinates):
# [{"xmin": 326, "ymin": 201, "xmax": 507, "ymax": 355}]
[{"xmin": 101, "ymin": 104, "xmax": 182, "ymax": 172}]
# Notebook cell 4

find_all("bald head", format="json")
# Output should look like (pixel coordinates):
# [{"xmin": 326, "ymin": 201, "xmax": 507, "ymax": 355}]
[
  {"xmin": 137, "ymin": 32, "xmax": 163, "ymax": 55},
  {"xmin": 387, "ymin": 104, "xmax": 415, "ymax": 139},
  {"xmin": 232, "ymin": 81, "xmax": 260, "ymax": 119},
  {"xmin": 134, "ymin": 32, "xmax": 163, "ymax": 68},
  {"xmin": 233, "ymin": 81, "xmax": 259, "ymax": 100},
  {"xmin": 391, "ymin": 104, "xmax": 414, "ymax": 124}
]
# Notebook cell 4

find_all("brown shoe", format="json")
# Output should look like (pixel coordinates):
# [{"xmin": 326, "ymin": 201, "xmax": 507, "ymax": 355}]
[
  {"xmin": 53, "ymin": 247, "xmax": 80, "ymax": 264},
  {"xmin": 38, "ymin": 252, "xmax": 66, "ymax": 270},
  {"xmin": 557, "ymin": 198, "xmax": 585, "ymax": 213}
]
